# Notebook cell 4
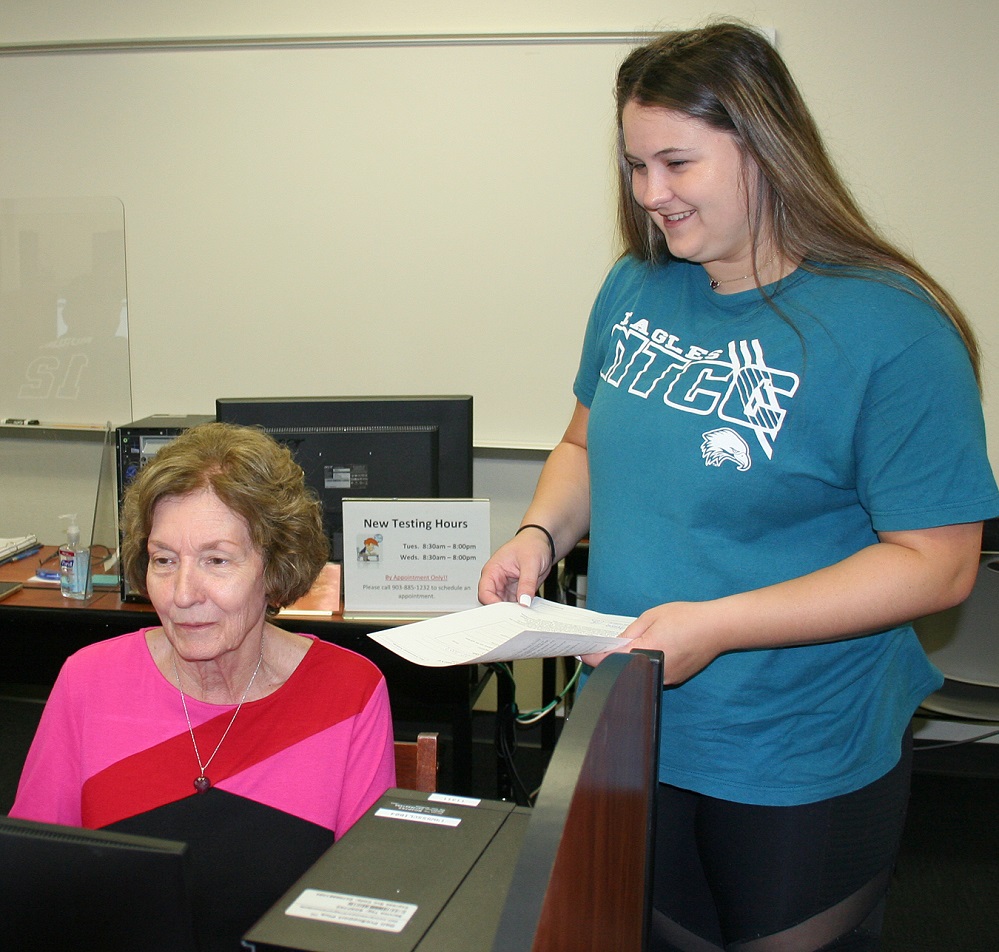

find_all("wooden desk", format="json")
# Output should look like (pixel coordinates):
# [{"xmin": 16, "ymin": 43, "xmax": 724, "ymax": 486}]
[{"xmin": 0, "ymin": 549, "xmax": 487, "ymax": 794}]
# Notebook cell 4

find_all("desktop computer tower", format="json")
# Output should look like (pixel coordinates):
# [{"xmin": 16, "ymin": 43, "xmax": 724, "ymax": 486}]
[{"xmin": 116, "ymin": 414, "xmax": 214, "ymax": 601}]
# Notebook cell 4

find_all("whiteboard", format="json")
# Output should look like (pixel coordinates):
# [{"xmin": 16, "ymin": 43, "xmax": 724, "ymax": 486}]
[{"xmin": 0, "ymin": 36, "xmax": 642, "ymax": 447}]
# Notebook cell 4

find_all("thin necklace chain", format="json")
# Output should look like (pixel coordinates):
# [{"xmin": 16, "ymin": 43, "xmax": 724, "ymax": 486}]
[
  {"xmin": 173, "ymin": 636, "xmax": 265, "ymax": 783},
  {"xmin": 709, "ymin": 255, "xmax": 777, "ymax": 291}
]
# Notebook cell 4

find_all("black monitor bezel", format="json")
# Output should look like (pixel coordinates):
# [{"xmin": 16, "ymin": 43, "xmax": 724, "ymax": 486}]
[
  {"xmin": 215, "ymin": 394, "xmax": 473, "ymax": 559},
  {"xmin": 0, "ymin": 815, "xmax": 198, "ymax": 951}
]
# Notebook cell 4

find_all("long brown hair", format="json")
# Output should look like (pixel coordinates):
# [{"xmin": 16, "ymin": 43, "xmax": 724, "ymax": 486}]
[{"xmin": 614, "ymin": 22, "xmax": 982, "ymax": 385}]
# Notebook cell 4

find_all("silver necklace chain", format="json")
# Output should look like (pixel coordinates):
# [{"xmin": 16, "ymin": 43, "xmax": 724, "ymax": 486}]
[
  {"xmin": 708, "ymin": 255, "xmax": 777, "ymax": 291},
  {"xmin": 172, "ymin": 636, "xmax": 265, "ymax": 790}
]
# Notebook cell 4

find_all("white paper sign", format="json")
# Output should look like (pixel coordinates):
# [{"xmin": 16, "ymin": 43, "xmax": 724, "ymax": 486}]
[
  {"xmin": 374, "ymin": 807, "xmax": 462, "ymax": 827},
  {"xmin": 284, "ymin": 889, "xmax": 417, "ymax": 933},
  {"xmin": 342, "ymin": 499, "xmax": 490, "ymax": 614}
]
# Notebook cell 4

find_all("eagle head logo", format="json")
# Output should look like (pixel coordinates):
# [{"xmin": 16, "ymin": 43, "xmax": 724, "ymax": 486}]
[{"xmin": 701, "ymin": 428, "xmax": 752, "ymax": 471}]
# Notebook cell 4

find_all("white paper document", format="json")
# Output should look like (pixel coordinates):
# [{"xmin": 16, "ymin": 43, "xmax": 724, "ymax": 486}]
[{"xmin": 367, "ymin": 597, "xmax": 635, "ymax": 666}]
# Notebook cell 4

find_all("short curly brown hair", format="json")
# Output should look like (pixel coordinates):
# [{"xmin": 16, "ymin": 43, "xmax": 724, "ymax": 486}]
[{"xmin": 120, "ymin": 421, "xmax": 329, "ymax": 613}]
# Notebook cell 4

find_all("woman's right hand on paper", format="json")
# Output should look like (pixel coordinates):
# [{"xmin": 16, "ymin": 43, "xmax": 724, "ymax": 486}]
[{"xmin": 477, "ymin": 531, "xmax": 553, "ymax": 606}]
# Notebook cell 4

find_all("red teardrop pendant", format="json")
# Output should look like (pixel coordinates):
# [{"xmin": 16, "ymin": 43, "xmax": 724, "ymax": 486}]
[{"xmin": 194, "ymin": 776, "xmax": 211, "ymax": 793}]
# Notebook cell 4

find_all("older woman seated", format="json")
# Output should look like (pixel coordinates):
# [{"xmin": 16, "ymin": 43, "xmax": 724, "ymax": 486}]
[{"xmin": 9, "ymin": 421, "xmax": 396, "ymax": 947}]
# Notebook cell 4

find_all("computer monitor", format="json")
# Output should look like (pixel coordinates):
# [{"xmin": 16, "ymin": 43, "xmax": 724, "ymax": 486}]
[
  {"xmin": 215, "ymin": 395, "xmax": 473, "ymax": 561},
  {"xmin": 0, "ymin": 816, "xmax": 199, "ymax": 952}
]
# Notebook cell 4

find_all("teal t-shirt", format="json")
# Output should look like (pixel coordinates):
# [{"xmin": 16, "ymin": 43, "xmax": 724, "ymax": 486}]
[{"xmin": 574, "ymin": 256, "xmax": 999, "ymax": 805}]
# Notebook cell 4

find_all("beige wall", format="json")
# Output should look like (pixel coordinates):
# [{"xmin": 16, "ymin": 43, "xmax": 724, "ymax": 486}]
[
  {"xmin": 4, "ymin": 0, "xmax": 997, "ymax": 454},
  {"xmin": 3, "ymin": 1, "xmax": 999, "ymax": 437},
  {"xmin": 4, "ymin": 1, "xmax": 997, "ymax": 708}
]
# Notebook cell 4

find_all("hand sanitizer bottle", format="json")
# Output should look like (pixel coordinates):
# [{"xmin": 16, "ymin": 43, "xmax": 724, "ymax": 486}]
[{"xmin": 59, "ymin": 514, "xmax": 93, "ymax": 600}]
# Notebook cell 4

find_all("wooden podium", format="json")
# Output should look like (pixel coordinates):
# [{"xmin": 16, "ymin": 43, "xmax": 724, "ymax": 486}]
[
  {"xmin": 492, "ymin": 648, "xmax": 663, "ymax": 952},
  {"xmin": 243, "ymin": 649, "xmax": 663, "ymax": 952}
]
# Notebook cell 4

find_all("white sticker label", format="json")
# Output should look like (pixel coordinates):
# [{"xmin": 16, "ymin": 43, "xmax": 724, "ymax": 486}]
[
  {"xmin": 285, "ymin": 889, "xmax": 417, "ymax": 933},
  {"xmin": 374, "ymin": 807, "xmax": 462, "ymax": 827},
  {"xmin": 429, "ymin": 792, "xmax": 481, "ymax": 807}
]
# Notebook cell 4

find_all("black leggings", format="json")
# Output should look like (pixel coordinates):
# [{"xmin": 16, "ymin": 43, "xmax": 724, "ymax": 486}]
[{"xmin": 649, "ymin": 733, "xmax": 912, "ymax": 952}]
